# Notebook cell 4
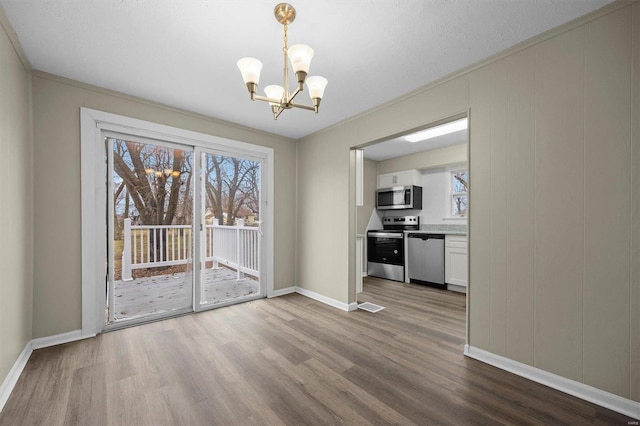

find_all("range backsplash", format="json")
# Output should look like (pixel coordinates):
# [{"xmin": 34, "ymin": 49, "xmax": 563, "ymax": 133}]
[{"xmin": 419, "ymin": 224, "xmax": 467, "ymax": 234}]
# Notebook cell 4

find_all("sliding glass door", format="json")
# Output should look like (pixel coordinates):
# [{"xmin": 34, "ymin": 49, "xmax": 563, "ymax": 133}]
[
  {"xmin": 197, "ymin": 149, "xmax": 263, "ymax": 308},
  {"xmin": 106, "ymin": 135, "xmax": 194, "ymax": 324},
  {"xmin": 104, "ymin": 134, "xmax": 267, "ymax": 329}
]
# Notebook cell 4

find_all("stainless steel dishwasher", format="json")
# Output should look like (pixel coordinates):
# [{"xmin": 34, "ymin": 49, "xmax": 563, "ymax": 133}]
[{"xmin": 407, "ymin": 233, "xmax": 445, "ymax": 288}]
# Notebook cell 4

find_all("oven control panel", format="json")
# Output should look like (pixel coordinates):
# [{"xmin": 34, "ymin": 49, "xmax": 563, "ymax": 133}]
[{"xmin": 383, "ymin": 216, "xmax": 419, "ymax": 225}]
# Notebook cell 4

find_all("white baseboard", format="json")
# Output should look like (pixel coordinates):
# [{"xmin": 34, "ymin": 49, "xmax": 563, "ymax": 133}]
[
  {"xmin": 1, "ymin": 329, "xmax": 92, "ymax": 414},
  {"xmin": 0, "ymin": 342, "xmax": 32, "ymax": 414},
  {"xmin": 294, "ymin": 287, "xmax": 358, "ymax": 312},
  {"xmin": 31, "ymin": 329, "xmax": 87, "ymax": 350},
  {"xmin": 447, "ymin": 284, "xmax": 467, "ymax": 294},
  {"xmin": 464, "ymin": 345, "xmax": 640, "ymax": 420},
  {"xmin": 269, "ymin": 286, "xmax": 296, "ymax": 298}
]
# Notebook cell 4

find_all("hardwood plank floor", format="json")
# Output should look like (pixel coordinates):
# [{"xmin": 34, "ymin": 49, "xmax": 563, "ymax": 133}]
[{"xmin": 0, "ymin": 277, "xmax": 633, "ymax": 425}]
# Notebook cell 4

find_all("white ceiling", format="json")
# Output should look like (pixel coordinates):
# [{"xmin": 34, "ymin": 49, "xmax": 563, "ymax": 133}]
[{"xmin": 1, "ymin": 0, "xmax": 612, "ymax": 140}]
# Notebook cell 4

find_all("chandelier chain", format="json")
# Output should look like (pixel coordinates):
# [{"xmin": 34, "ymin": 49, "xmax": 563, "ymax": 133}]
[
  {"xmin": 282, "ymin": 24, "xmax": 289, "ymax": 103},
  {"xmin": 283, "ymin": 24, "xmax": 288, "ymax": 52}
]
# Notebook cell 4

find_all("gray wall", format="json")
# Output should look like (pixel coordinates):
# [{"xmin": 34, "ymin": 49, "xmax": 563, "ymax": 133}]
[
  {"xmin": 0, "ymin": 10, "xmax": 33, "ymax": 383},
  {"xmin": 298, "ymin": 3, "xmax": 639, "ymax": 402},
  {"xmin": 2, "ymin": 0, "xmax": 638, "ymax": 408},
  {"xmin": 31, "ymin": 73, "xmax": 297, "ymax": 338},
  {"xmin": 469, "ymin": 5, "xmax": 638, "ymax": 398}
]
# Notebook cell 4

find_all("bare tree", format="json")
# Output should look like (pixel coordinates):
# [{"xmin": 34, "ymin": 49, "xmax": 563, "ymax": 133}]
[
  {"xmin": 111, "ymin": 141, "xmax": 260, "ymax": 265},
  {"xmin": 204, "ymin": 154, "xmax": 259, "ymax": 226},
  {"xmin": 204, "ymin": 154, "xmax": 224, "ymax": 224},
  {"xmin": 112, "ymin": 140, "xmax": 192, "ymax": 260},
  {"xmin": 452, "ymin": 171, "xmax": 468, "ymax": 216}
]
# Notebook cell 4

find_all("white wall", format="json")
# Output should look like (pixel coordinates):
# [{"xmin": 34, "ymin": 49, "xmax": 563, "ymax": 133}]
[
  {"xmin": 419, "ymin": 168, "xmax": 448, "ymax": 224},
  {"xmin": 374, "ymin": 143, "xmax": 468, "ymax": 225},
  {"xmin": 371, "ymin": 167, "xmax": 467, "ymax": 229},
  {"xmin": 0, "ymin": 7, "xmax": 33, "ymax": 387},
  {"xmin": 374, "ymin": 169, "xmax": 449, "ymax": 224},
  {"xmin": 377, "ymin": 143, "xmax": 467, "ymax": 175}
]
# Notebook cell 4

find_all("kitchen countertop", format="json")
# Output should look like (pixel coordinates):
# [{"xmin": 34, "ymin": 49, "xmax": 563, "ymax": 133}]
[{"xmin": 404, "ymin": 224, "xmax": 467, "ymax": 236}]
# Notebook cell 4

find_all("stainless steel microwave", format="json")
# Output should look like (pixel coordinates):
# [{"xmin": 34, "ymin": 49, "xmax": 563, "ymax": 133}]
[{"xmin": 376, "ymin": 185, "xmax": 422, "ymax": 210}]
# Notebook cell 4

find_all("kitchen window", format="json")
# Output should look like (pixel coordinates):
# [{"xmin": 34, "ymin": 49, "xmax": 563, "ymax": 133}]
[{"xmin": 450, "ymin": 170, "xmax": 468, "ymax": 217}]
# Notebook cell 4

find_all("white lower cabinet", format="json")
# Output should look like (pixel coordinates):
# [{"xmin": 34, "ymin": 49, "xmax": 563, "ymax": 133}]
[{"xmin": 445, "ymin": 235, "xmax": 467, "ymax": 291}]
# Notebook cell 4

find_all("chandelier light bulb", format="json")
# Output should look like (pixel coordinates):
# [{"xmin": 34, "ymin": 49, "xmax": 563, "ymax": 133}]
[
  {"xmin": 237, "ymin": 57, "xmax": 263, "ymax": 84},
  {"xmin": 264, "ymin": 85, "xmax": 285, "ymax": 106},
  {"xmin": 288, "ymin": 44, "xmax": 314, "ymax": 74},
  {"xmin": 306, "ymin": 76, "xmax": 328, "ymax": 99}
]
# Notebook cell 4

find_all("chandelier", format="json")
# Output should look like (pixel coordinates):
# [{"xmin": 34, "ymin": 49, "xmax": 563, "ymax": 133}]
[{"xmin": 237, "ymin": 3, "xmax": 328, "ymax": 120}]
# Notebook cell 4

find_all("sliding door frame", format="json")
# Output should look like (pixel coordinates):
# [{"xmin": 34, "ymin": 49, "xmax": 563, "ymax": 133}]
[
  {"xmin": 194, "ymin": 146, "xmax": 267, "ymax": 312},
  {"xmin": 80, "ymin": 108, "xmax": 274, "ymax": 337},
  {"xmin": 103, "ymin": 132, "xmax": 197, "ymax": 330}
]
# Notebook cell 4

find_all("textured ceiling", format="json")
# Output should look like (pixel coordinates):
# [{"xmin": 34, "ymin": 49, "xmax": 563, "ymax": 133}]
[{"xmin": 1, "ymin": 0, "xmax": 612, "ymax": 139}]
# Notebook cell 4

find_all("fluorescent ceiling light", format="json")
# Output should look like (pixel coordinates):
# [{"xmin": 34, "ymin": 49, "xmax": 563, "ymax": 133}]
[{"xmin": 405, "ymin": 118, "xmax": 468, "ymax": 143}]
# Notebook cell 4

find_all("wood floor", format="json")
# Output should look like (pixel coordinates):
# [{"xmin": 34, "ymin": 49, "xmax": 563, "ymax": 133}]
[{"xmin": 0, "ymin": 277, "xmax": 633, "ymax": 425}]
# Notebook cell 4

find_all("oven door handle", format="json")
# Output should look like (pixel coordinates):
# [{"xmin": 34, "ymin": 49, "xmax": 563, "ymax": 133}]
[{"xmin": 368, "ymin": 233, "xmax": 403, "ymax": 239}]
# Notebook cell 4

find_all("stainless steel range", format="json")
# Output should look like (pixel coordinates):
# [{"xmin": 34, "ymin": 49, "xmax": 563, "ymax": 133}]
[{"xmin": 367, "ymin": 216, "xmax": 419, "ymax": 282}]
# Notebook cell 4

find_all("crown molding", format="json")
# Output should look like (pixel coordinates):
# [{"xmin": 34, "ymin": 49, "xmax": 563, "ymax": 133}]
[
  {"xmin": 0, "ymin": 2, "xmax": 31, "ymax": 72},
  {"xmin": 30, "ymin": 70, "xmax": 296, "ymax": 144}
]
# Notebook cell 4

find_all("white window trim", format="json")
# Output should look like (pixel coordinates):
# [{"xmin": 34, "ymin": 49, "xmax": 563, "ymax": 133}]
[
  {"xmin": 444, "ymin": 166, "xmax": 468, "ymax": 221},
  {"xmin": 80, "ymin": 108, "xmax": 274, "ymax": 337}
]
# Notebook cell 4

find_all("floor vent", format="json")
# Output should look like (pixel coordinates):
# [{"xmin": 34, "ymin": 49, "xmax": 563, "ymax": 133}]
[{"xmin": 357, "ymin": 302, "xmax": 385, "ymax": 313}]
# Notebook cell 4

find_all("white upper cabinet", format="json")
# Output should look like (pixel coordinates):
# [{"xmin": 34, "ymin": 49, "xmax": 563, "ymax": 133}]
[{"xmin": 377, "ymin": 169, "xmax": 422, "ymax": 189}]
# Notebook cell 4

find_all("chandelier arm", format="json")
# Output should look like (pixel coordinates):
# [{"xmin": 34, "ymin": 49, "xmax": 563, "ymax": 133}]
[
  {"xmin": 275, "ymin": 107, "xmax": 285, "ymax": 120},
  {"xmin": 288, "ymin": 86, "xmax": 302, "ymax": 103},
  {"xmin": 289, "ymin": 102, "xmax": 316, "ymax": 112},
  {"xmin": 253, "ymin": 95, "xmax": 283, "ymax": 104}
]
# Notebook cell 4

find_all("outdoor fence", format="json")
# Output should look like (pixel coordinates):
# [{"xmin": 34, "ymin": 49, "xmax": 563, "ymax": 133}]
[{"xmin": 121, "ymin": 218, "xmax": 260, "ymax": 281}]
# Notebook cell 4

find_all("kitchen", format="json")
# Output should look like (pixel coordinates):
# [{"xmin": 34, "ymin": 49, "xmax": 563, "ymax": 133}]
[{"xmin": 356, "ymin": 117, "xmax": 468, "ymax": 296}]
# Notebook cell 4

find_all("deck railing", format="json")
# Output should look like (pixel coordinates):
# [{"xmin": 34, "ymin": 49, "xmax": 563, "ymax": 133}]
[
  {"xmin": 204, "ymin": 220, "xmax": 260, "ymax": 279},
  {"xmin": 121, "ymin": 218, "xmax": 260, "ymax": 281}
]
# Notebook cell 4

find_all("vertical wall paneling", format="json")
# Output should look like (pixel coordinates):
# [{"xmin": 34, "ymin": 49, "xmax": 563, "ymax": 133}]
[
  {"xmin": 468, "ymin": 66, "xmax": 493, "ymax": 350},
  {"xmin": 534, "ymin": 26, "xmax": 585, "ymax": 382},
  {"xmin": 489, "ymin": 61, "xmax": 509, "ymax": 356},
  {"xmin": 294, "ymin": 2, "xmax": 640, "ymax": 406},
  {"xmin": 630, "ymin": 2, "xmax": 640, "ymax": 403},
  {"xmin": 583, "ymin": 8, "xmax": 632, "ymax": 398},
  {"xmin": 504, "ymin": 49, "xmax": 536, "ymax": 366}
]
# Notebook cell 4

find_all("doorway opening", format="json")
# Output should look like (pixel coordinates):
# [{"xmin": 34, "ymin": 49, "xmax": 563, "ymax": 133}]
[{"xmin": 350, "ymin": 113, "xmax": 469, "ymax": 325}]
